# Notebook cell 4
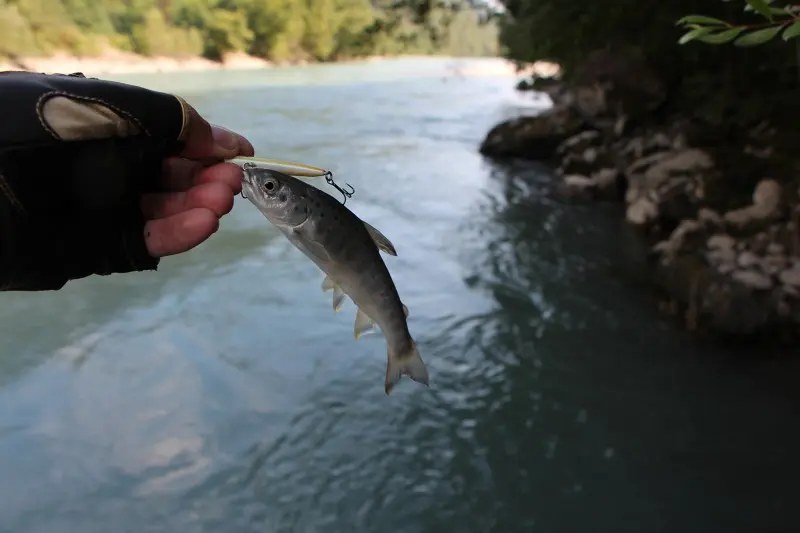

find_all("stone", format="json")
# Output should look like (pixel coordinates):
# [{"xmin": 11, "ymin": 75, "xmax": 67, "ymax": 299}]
[
  {"xmin": 560, "ymin": 145, "xmax": 614, "ymax": 176},
  {"xmin": 626, "ymin": 197, "xmax": 658, "ymax": 225},
  {"xmin": 653, "ymin": 219, "xmax": 702, "ymax": 261},
  {"xmin": 767, "ymin": 242, "xmax": 785, "ymax": 256},
  {"xmin": 723, "ymin": 179, "xmax": 784, "ymax": 228},
  {"xmin": 707, "ymin": 247, "xmax": 736, "ymax": 266},
  {"xmin": 737, "ymin": 251, "xmax": 760, "ymax": 269},
  {"xmin": 651, "ymin": 133, "xmax": 671, "ymax": 148},
  {"xmin": 559, "ymin": 168, "xmax": 621, "ymax": 201},
  {"xmin": 623, "ymin": 137, "xmax": 646, "ymax": 159},
  {"xmin": 762, "ymin": 254, "xmax": 787, "ymax": 275},
  {"xmin": 641, "ymin": 149, "xmax": 713, "ymax": 188},
  {"xmin": 624, "ymin": 149, "xmax": 715, "ymax": 229},
  {"xmin": 563, "ymin": 174, "xmax": 594, "ymax": 189},
  {"xmin": 783, "ymin": 285, "xmax": 799, "ymax": 297},
  {"xmin": 698, "ymin": 208, "xmax": 723, "ymax": 226},
  {"xmin": 753, "ymin": 179, "xmax": 782, "ymax": 209},
  {"xmin": 707, "ymin": 233, "xmax": 736, "ymax": 250},
  {"xmin": 479, "ymin": 106, "xmax": 585, "ymax": 159},
  {"xmin": 717, "ymin": 262, "xmax": 737, "ymax": 275},
  {"xmin": 779, "ymin": 265, "xmax": 800, "ymax": 287},
  {"xmin": 732, "ymin": 270, "xmax": 773, "ymax": 290},
  {"xmin": 592, "ymin": 168, "xmax": 619, "ymax": 188},
  {"xmin": 557, "ymin": 130, "xmax": 600, "ymax": 155}
]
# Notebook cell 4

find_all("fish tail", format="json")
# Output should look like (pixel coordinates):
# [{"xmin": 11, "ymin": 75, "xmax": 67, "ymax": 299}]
[{"xmin": 384, "ymin": 338, "xmax": 429, "ymax": 395}]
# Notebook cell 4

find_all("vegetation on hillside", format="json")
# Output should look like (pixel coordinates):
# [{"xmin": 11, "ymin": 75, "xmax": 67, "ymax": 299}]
[
  {"xmin": 494, "ymin": 0, "xmax": 799, "ymax": 130},
  {"xmin": 0, "ymin": 0, "xmax": 499, "ymax": 62}
]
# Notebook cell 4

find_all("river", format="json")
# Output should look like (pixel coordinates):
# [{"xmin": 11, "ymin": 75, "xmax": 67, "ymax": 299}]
[{"xmin": 1, "ymin": 58, "xmax": 799, "ymax": 533}]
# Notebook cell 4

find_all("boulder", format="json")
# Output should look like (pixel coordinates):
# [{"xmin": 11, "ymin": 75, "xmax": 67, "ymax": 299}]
[
  {"xmin": 624, "ymin": 148, "xmax": 716, "ymax": 228},
  {"xmin": 479, "ymin": 106, "xmax": 585, "ymax": 160},
  {"xmin": 722, "ymin": 179, "xmax": 784, "ymax": 230}
]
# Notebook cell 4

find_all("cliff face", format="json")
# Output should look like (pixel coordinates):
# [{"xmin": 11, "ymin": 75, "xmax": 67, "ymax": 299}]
[{"xmin": 479, "ymin": 48, "xmax": 800, "ymax": 342}]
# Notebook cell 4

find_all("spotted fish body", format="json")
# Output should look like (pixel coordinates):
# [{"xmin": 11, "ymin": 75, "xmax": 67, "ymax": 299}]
[{"xmin": 241, "ymin": 166, "xmax": 429, "ymax": 394}]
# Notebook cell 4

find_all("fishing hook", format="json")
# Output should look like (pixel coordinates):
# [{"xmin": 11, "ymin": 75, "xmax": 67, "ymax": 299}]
[
  {"xmin": 325, "ymin": 171, "xmax": 355, "ymax": 205},
  {"xmin": 240, "ymin": 162, "xmax": 257, "ymax": 199}
]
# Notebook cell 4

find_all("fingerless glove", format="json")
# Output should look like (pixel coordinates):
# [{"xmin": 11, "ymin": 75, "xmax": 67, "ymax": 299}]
[{"xmin": 0, "ymin": 71, "xmax": 192, "ymax": 291}]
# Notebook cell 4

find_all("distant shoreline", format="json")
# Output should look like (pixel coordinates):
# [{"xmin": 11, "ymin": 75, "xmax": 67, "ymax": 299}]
[{"xmin": 0, "ymin": 49, "xmax": 559, "ymax": 79}]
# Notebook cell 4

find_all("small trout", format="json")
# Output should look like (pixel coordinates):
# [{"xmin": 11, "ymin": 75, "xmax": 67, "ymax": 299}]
[{"xmin": 241, "ymin": 166, "xmax": 430, "ymax": 394}]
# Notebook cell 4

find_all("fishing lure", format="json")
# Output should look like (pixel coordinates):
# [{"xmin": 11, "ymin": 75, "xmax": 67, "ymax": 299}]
[
  {"xmin": 236, "ymin": 158, "xmax": 355, "ymax": 205},
  {"xmin": 228, "ymin": 156, "xmax": 330, "ymax": 177}
]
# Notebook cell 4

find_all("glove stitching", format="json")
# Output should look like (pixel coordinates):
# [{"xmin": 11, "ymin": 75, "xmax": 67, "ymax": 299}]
[
  {"xmin": 0, "ymin": 172, "xmax": 25, "ymax": 215},
  {"xmin": 35, "ymin": 91, "xmax": 152, "ymax": 140}
]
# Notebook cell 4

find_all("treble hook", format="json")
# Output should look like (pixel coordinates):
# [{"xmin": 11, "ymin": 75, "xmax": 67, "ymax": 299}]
[
  {"xmin": 325, "ymin": 171, "xmax": 355, "ymax": 205},
  {"xmin": 240, "ymin": 162, "xmax": 257, "ymax": 199}
]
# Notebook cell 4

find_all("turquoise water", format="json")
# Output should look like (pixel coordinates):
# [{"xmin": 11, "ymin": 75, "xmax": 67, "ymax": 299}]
[{"xmin": 1, "ymin": 58, "xmax": 799, "ymax": 533}]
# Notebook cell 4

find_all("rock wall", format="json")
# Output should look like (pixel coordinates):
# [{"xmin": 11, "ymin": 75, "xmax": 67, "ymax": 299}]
[{"xmin": 479, "ymin": 48, "xmax": 800, "ymax": 341}]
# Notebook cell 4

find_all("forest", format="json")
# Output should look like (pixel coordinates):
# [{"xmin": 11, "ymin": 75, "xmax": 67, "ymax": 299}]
[
  {"xmin": 494, "ymin": 0, "xmax": 799, "ymax": 128},
  {"xmin": 0, "ymin": 0, "xmax": 500, "ymax": 62}
]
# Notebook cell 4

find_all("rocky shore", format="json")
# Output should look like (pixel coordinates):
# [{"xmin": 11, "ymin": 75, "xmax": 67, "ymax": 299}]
[
  {"xmin": 0, "ymin": 50, "xmax": 276, "ymax": 75},
  {"xmin": 0, "ymin": 49, "xmax": 549, "ymax": 78},
  {"xmin": 479, "ymin": 48, "xmax": 800, "ymax": 341}
]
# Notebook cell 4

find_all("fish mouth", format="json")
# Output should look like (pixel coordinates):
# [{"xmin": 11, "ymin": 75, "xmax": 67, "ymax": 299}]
[
  {"xmin": 240, "ymin": 167, "xmax": 257, "ymax": 199},
  {"xmin": 229, "ymin": 156, "xmax": 330, "ymax": 177}
]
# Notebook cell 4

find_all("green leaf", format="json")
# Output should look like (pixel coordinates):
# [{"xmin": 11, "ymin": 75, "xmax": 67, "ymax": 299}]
[
  {"xmin": 676, "ymin": 14, "xmax": 729, "ymax": 27},
  {"xmin": 695, "ymin": 26, "xmax": 747, "ymax": 44},
  {"xmin": 745, "ymin": 0, "xmax": 776, "ymax": 20},
  {"xmin": 782, "ymin": 20, "xmax": 800, "ymax": 41},
  {"xmin": 678, "ymin": 26, "xmax": 716, "ymax": 44},
  {"xmin": 734, "ymin": 24, "xmax": 783, "ymax": 45},
  {"xmin": 744, "ymin": 5, "xmax": 791, "ymax": 16}
]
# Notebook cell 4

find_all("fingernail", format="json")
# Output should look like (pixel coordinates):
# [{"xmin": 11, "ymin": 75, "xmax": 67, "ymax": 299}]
[{"xmin": 213, "ymin": 126, "xmax": 239, "ymax": 152}]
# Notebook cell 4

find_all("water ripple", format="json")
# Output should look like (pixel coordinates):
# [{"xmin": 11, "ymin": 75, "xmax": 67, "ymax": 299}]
[{"xmin": 2, "ymin": 60, "xmax": 800, "ymax": 533}]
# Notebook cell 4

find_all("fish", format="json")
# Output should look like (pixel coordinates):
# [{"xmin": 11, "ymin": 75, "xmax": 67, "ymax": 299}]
[{"xmin": 241, "ymin": 166, "xmax": 429, "ymax": 394}]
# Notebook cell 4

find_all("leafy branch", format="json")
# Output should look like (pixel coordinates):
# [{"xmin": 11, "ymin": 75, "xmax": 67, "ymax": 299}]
[{"xmin": 676, "ymin": 0, "xmax": 800, "ymax": 46}]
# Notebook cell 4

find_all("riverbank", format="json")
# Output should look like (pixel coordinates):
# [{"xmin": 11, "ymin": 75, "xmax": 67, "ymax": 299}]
[
  {"xmin": 479, "ymin": 48, "xmax": 800, "ymax": 342},
  {"xmin": 0, "ymin": 48, "xmax": 558, "ymax": 79}
]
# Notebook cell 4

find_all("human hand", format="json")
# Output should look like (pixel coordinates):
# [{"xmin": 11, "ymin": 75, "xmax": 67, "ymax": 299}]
[
  {"xmin": 0, "ymin": 71, "xmax": 256, "ymax": 291},
  {"xmin": 141, "ymin": 105, "xmax": 254, "ymax": 258}
]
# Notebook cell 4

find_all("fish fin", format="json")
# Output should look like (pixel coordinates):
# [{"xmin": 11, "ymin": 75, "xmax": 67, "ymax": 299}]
[
  {"xmin": 385, "ymin": 338, "xmax": 429, "ymax": 395},
  {"xmin": 402, "ymin": 304, "xmax": 409, "ymax": 318},
  {"xmin": 332, "ymin": 286, "xmax": 346, "ymax": 312},
  {"xmin": 322, "ymin": 275, "xmax": 347, "ymax": 312},
  {"xmin": 354, "ymin": 307, "xmax": 377, "ymax": 340},
  {"xmin": 363, "ymin": 220, "xmax": 397, "ymax": 256}
]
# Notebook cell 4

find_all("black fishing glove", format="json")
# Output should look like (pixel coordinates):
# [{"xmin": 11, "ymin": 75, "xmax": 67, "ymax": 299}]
[{"xmin": 0, "ymin": 70, "xmax": 192, "ymax": 291}]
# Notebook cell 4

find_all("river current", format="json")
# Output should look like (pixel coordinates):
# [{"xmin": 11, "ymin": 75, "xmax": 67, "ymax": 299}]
[{"xmin": 1, "ymin": 58, "xmax": 799, "ymax": 533}]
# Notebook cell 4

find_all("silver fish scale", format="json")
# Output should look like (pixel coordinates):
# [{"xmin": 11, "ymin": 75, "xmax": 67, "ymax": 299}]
[{"xmin": 305, "ymin": 187, "xmax": 410, "ymax": 344}]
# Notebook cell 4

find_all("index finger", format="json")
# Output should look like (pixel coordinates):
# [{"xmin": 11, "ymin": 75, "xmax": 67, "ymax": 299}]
[{"xmin": 178, "ymin": 103, "xmax": 254, "ymax": 161}]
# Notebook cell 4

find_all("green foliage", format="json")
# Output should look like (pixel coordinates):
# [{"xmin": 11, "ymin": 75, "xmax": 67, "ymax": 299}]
[
  {"xmin": 0, "ymin": 1, "xmax": 39, "ymax": 57},
  {"xmin": 446, "ymin": 9, "xmax": 499, "ymax": 57},
  {"xmin": 131, "ymin": 7, "xmax": 204, "ymax": 57},
  {"xmin": 493, "ymin": 0, "xmax": 798, "ymax": 130},
  {"xmin": 0, "ymin": 0, "xmax": 500, "ymax": 61},
  {"xmin": 676, "ymin": 1, "xmax": 800, "ymax": 46}
]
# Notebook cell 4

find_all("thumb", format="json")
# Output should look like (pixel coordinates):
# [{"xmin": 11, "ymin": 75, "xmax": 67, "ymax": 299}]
[{"xmin": 179, "ymin": 104, "xmax": 243, "ymax": 161}]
